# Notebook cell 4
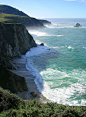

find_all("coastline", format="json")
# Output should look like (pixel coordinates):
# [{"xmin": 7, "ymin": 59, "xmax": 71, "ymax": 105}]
[{"xmin": 11, "ymin": 47, "xmax": 50, "ymax": 103}]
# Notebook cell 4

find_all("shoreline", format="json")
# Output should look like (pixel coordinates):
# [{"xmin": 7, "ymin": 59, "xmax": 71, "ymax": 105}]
[{"xmin": 11, "ymin": 54, "xmax": 50, "ymax": 103}]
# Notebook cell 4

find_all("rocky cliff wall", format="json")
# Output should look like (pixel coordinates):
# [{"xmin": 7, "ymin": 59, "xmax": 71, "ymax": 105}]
[
  {"xmin": 0, "ymin": 65, "xmax": 28, "ymax": 93},
  {"xmin": 0, "ymin": 22, "xmax": 37, "ymax": 93},
  {"xmin": 0, "ymin": 22, "xmax": 37, "ymax": 58}
]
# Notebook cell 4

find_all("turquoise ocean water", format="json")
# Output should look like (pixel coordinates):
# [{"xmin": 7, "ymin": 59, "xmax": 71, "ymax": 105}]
[{"xmin": 27, "ymin": 18, "xmax": 86, "ymax": 106}]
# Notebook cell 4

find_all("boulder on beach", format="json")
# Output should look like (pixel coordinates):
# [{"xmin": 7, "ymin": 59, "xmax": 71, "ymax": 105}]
[
  {"xmin": 40, "ymin": 43, "xmax": 44, "ymax": 46},
  {"xmin": 30, "ymin": 92, "xmax": 37, "ymax": 97},
  {"xmin": 74, "ymin": 23, "xmax": 81, "ymax": 27}
]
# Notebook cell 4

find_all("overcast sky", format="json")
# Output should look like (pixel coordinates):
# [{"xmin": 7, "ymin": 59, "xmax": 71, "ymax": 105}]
[{"xmin": 0, "ymin": 0, "xmax": 86, "ymax": 18}]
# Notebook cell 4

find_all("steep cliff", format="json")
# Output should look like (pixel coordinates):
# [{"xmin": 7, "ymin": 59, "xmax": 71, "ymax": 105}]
[
  {"xmin": 0, "ymin": 22, "xmax": 37, "ymax": 58},
  {"xmin": 0, "ymin": 22, "xmax": 37, "ymax": 93},
  {"xmin": 0, "ymin": 65, "xmax": 28, "ymax": 93}
]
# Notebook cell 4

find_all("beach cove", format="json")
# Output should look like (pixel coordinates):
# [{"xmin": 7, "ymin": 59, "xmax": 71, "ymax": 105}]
[
  {"xmin": 11, "ymin": 44, "xmax": 51, "ymax": 103},
  {"xmin": 11, "ymin": 17, "xmax": 86, "ymax": 106}
]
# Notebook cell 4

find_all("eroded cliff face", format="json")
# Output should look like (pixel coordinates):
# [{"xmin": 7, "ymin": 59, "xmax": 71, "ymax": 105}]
[
  {"xmin": 0, "ymin": 22, "xmax": 37, "ymax": 93},
  {"xmin": 0, "ymin": 65, "xmax": 28, "ymax": 93},
  {"xmin": 0, "ymin": 22, "xmax": 37, "ymax": 68},
  {"xmin": 0, "ymin": 22, "xmax": 37, "ymax": 58}
]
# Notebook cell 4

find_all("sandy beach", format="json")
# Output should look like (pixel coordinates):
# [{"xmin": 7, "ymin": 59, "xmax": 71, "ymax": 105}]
[{"xmin": 11, "ymin": 57, "xmax": 50, "ymax": 103}]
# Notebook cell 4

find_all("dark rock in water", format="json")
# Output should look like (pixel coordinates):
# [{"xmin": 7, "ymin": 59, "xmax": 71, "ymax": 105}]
[
  {"xmin": 30, "ymin": 92, "xmax": 37, "ymax": 97},
  {"xmin": 0, "ymin": 65, "xmax": 28, "ymax": 93},
  {"xmin": 40, "ymin": 43, "xmax": 44, "ymax": 46},
  {"xmin": 74, "ymin": 23, "xmax": 81, "ymax": 27}
]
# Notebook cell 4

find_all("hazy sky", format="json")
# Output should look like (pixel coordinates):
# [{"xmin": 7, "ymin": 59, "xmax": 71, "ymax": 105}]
[{"xmin": 0, "ymin": 0, "xmax": 86, "ymax": 18}]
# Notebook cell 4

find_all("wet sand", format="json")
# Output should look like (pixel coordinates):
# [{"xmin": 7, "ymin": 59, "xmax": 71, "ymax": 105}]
[{"xmin": 11, "ymin": 57, "xmax": 50, "ymax": 103}]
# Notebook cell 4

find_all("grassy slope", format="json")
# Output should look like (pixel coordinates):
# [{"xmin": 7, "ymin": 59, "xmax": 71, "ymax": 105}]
[
  {"xmin": 0, "ymin": 13, "xmax": 30, "ymax": 23},
  {"xmin": 0, "ymin": 13, "xmax": 44, "ymax": 27},
  {"xmin": 0, "ymin": 87, "xmax": 86, "ymax": 117}
]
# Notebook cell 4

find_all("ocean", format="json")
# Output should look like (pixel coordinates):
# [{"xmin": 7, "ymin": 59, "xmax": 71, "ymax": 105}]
[{"xmin": 26, "ymin": 18, "xmax": 86, "ymax": 106}]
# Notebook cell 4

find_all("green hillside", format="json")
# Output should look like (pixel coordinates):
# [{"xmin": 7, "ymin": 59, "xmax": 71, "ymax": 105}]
[
  {"xmin": 0, "ymin": 87, "xmax": 86, "ymax": 117},
  {"xmin": 0, "ymin": 5, "xmax": 43, "ymax": 27},
  {"xmin": 0, "ymin": 13, "xmax": 29, "ymax": 24},
  {"xmin": 0, "ymin": 5, "xmax": 51, "ymax": 27},
  {"xmin": 0, "ymin": 12, "xmax": 44, "ymax": 26},
  {"xmin": 0, "ymin": 5, "xmax": 28, "ymax": 16},
  {"xmin": 0, "ymin": 13, "xmax": 18, "ymax": 23}
]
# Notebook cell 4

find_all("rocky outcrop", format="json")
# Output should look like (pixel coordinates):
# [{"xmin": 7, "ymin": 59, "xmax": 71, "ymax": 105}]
[
  {"xmin": 74, "ymin": 23, "xmax": 81, "ymax": 27},
  {"xmin": 0, "ymin": 65, "xmax": 28, "ymax": 93},
  {"xmin": 30, "ymin": 92, "xmax": 37, "ymax": 97},
  {"xmin": 0, "ymin": 22, "xmax": 37, "ymax": 68},
  {"xmin": 40, "ymin": 43, "xmax": 44, "ymax": 46}
]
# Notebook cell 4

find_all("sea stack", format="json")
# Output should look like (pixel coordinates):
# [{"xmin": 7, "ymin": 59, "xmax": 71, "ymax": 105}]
[{"xmin": 74, "ymin": 23, "xmax": 81, "ymax": 27}]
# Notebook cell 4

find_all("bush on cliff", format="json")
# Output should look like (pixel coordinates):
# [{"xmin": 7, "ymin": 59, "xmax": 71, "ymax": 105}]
[{"xmin": 0, "ymin": 87, "xmax": 86, "ymax": 117}]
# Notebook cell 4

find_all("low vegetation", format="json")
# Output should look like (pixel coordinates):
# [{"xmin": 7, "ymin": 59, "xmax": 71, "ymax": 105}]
[
  {"xmin": 0, "ymin": 87, "xmax": 86, "ymax": 117},
  {"xmin": 0, "ymin": 5, "xmax": 51, "ymax": 27},
  {"xmin": 0, "ymin": 13, "xmax": 30, "ymax": 24}
]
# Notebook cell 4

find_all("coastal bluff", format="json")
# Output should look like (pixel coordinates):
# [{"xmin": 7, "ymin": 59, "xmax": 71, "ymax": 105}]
[
  {"xmin": 0, "ymin": 5, "xmax": 51, "ymax": 27},
  {"xmin": 0, "ymin": 22, "xmax": 37, "ymax": 93},
  {"xmin": 0, "ymin": 22, "xmax": 37, "ymax": 60}
]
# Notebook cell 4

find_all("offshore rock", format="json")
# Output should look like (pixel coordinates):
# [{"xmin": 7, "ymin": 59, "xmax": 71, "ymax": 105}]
[{"xmin": 74, "ymin": 23, "xmax": 81, "ymax": 27}]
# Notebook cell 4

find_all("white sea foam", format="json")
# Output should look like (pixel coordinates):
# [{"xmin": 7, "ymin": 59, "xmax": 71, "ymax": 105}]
[
  {"xmin": 25, "ymin": 47, "xmax": 86, "ymax": 106},
  {"xmin": 38, "ymin": 68, "xmax": 86, "ymax": 106},
  {"xmin": 83, "ymin": 47, "xmax": 86, "ymax": 49},
  {"xmin": 29, "ymin": 30, "xmax": 47, "ymax": 36},
  {"xmin": 52, "ymin": 46, "xmax": 60, "ymax": 49},
  {"xmin": 25, "ymin": 45, "xmax": 50, "ymax": 99},
  {"xmin": 56, "ymin": 35, "xmax": 64, "ymax": 37},
  {"xmin": 29, "ymin": 30, "xmax": 64, "ymax": 37},
  {"xmin": 45, "ymin": 23, "xmax": 76, "ymax": 29},
  {"xmin": 68, "ymin": 45, "xmax": 74, "ymax": 49},
  {"xmin": 25, "ymin": 45, "xmax": 49, "ymax": 57},
  {"xmin": 44, "ymin": 24, "xmax": 58, "ymax": 29},
  {"xmin": 24, "ymin": 28, "xmax": 86, "ymax": 105}
]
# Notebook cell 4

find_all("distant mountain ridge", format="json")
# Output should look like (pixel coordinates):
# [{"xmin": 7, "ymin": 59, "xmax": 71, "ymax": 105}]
[{"xmin": 0, "ymin": 5, "xmax": 51, "ymax": 27}]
